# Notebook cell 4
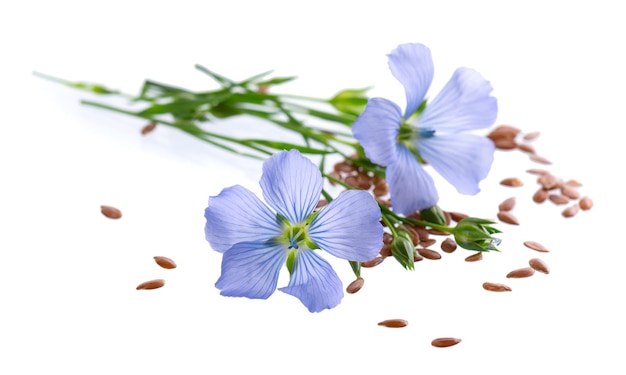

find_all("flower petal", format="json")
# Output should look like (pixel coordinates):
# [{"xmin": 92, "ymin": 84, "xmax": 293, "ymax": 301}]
[
  {"xmin": 352, "ymin": 97, "xmax": 402, "ymax": 166},
  {"xmin": 205, "ymin": 185, "xmax": 282, "ymax": 253},
  {"xmin": 308, "ymin": 190, "xmax": 383, "ymax": 262},
  {"xmin": 418, "ymin": 67, "xmax": 497, "ymax": 132},
  {"xmin": 386, "ymin": 145, "xmax": 439, "ymax": 214},
  {"xmin": 260, "ymin": 150, "xmax": 323, "ymax": 224},
  {"xmin": 388, "ymin": 43, "xmax": 434, "ymax": 119},
  {"xmin": 278, "ymin": 250, "xmax": 343, "ymax": 313},
  {"xmin": 215, "ymin": 240, "xmax": 287, "ymax": 299},
  {"xmin": 418, "ymin": 133, "xmax": 495, "ymax": 195}
]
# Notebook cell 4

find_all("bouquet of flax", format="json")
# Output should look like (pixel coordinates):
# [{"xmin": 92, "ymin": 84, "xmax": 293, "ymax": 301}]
[{"xmin": 35, "ymin": 42, "xmax": 503, "ymax": 313}]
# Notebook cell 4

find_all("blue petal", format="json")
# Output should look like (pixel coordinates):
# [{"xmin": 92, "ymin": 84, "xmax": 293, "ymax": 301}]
[
  {"xmin": 386, "ymin": 145, "xmax": 439, "ymax": 214},
  {"xmin": 260, "ymin": 150, "xmax": 323, "ymax": 224},
  {"xmin": 205, "ymin": 185, "xmax": 282, "ymax": 253},
  {"xmin": 352, "ymin": 97, "xmax": 402, "ymax": 166},
  {"xmin": 418, "ymin": 67, "xmax": 497, "ymax": 132},
  {"xmin": 418, "ymin": 134, "xmax": 495, "ymax": 195},
  {"xmin": 278, "ymin": 250, "xmax": 343, "ymax": 313},
  {"xmin": 388, "ymin": 43, "xmax": 434, "ymax": 119},
  {"xmin": 215, "ymin": 241, "xmax": 287, "ymax": 299},
  {"xmin": 308, "ymin": 190, "xmax": 383, "ymax": 262}
]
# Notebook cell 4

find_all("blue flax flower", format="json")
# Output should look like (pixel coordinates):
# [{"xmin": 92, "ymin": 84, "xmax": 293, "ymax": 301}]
[
  {"xmin": 204, "ymin": 149, "xmax": 383, "ymax": 312},
  {"xmin": 353, "ymin": 43, "xmax": 498, "ymax": 215}
]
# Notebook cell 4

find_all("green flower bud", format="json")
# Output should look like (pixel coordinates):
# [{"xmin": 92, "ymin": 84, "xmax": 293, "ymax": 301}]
[
  {"xmin": 329, "ymin": 87, "xmax": 371, "ymax": 116},
  {"xmin": 452, "ymin": 217, "xmax": 502, "ymax": 252},
  {"xmin": 391, "ymin": 231, "xmax": 416, "ymax": 270},
  {"xmin": 419, "ymin": 204, "xmax": 447, "ymax": 226}
]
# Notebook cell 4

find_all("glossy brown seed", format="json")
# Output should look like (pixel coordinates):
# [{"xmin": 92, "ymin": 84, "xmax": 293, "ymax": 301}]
[
  {"xmin": 523, "ymin": 131, "xmax": 540, "ymax": 140},
  {"xmin": 141, "ymin": 122, "xmax": 157, "ymax": 135},
  {"xmin": 431, "ymin": 337, "xmax": 462, "ymax": 348},
  {"xmin": 497, "ymin": 211, "xmax": 520, "ymax": 225},
  {"xmin": 383, "ymin": 232, "xmax": 393, "ymax": 244},
  {"xmin": 482, "ymin": 282, "xmax": 512, "ymax": 292},
  {"xmin": 560, "ymin": 185, "xmax": 581, "ymax": 199},
  {"xmin": 500, "ymin": 177, "xmax": 524, "ymax": 187},
  {"xmin": 377, "ymin": 319, "xmax": 408, "ymax": 328},
  {"xmin": 565, "ymin": 179, "xmax": 583, "ymax": 187},
  {"xmin": 533, "ymin": 189, "xmax": 549, "ymax": 203},
  {"xmin": 417, "ymin": 248, "xmax": 442, "ymax": 260},
  {"xmin": 494, "ymin": 138, "xmax": 517, "ymax": 150},
  {"xmin": 537, "ymin": 173, "xmax": 561, "ymax": 190},
  {"xmin": 506, "ymin": 267, "xmax": 535, "ymax": 278},
  {"xmin": 562, "ymin": 204, "xmax": 580, "ymax": 218},
  {"xmin": 448, "ymin": 211, "xmax": 469, "ymax": 222},
  {"xmin": 361, "ymin": 257, "xmax": 385, "ymax": 268},
  {"xmin": 315, "ymin": 199, "xmax": 328, "ymax": 209},
  {"xmin": 517, "ymin": 143, "xmax": 536, "ymax": 154},
  {"xmin": 136, "ymin": 279, "xmax": 165, "ymax": 290},
  {"xmin": 441, "ymin": 238, "xmax": 457, "ymax": 253},
  {"xmin": 346, "ymin": 277, "xmax": 365, "ymax": 294},
  {"xmin": 498, "ymin": 197, "xmax": 516, "ymax": 211},
  {"xmin": 420, "ymin": 238, "xmax": 437, "ymax": 248},
  {"xmin": 413, "ymin": 253, "xmax": 424, "ymax": 262},
  {"xmin": 100, "ymin": 205, "xmax": 122, "ymax": 219},
  {"xmin": 529, "ymin": 258, "xmax": 550, "ymax": 274},
  {"xmin": 530, "ymin": 154, "xmax": 552, "ymax": 165},
  {"xmin": 549, "ymin": 194, "xmax": 570, "ymax": 205},
  {"xmin": 523, "ymin": 241, "xmax": 549, "ymax": 252},
  {"xmin": 379, "ymin": 243, "xmax": 392, "ymax": 258},
  {"xmin": 153, "ymin": 256, "xmax": 177, "ymax": 269},
  {"xmin": 465, "ymin": 252, "xmax": 483, "ymax": 262},
  {"xmin": 487, "ymin": 125, "xmax": 521, "ymax": 141},
  {"xmin": 579, "ymin": 196, "xmax": 594, "ymax": 210}
]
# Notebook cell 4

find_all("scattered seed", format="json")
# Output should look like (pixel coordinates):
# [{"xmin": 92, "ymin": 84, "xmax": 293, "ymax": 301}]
[
  {"xmin": 482, "ymin": 282, "xmax": 512, "ymax": 292},
  {"xmin": 413, "ymin": 253, "xmax": 424, "ymax": 262},
  {"xmin": 517, "ymin": 143, "xmax": 536, "ymax": 154},
  {"xmin": 346, "ymin": 277, "xmax": 365, "ymax": 294},
  {"xmin": 560, "ymin": 185, "xmax": 581, "ymax": 199},
  {"xmin": 441, "ymin": 238, "xmax": 457, "ymax": 253},
  {"xmin": 549, "ymin": 194, "xmax": 570, "ymax": 205},
  {"xmin": 431, "ymin": 337, "xmax": 462, "ymax": 348},
  {"xmin": 136, "ymin": 279, "xmax": 165, "ymax": 290},
  {"xmin": 523, "ymin": 241, "xmax": 549, "ymax": 252},
  {"xmin": 530, "ymin": 154, "xmax": 552, "ymax": 165},
  {"xmin": 153, "ymin": 256, "xmax": 177, "ymax": 269},
  {"xmin": 526, "ymin": 168, "xmax": 550, "ymax": 176},
  {"xmin": 100, "ymin": 205, "xmax": 122, "ymax": 219},
  {"xmin": 377, "ymin": 319, "xmax": 408, "ymax": 328},
  {"xmin": 379, "ymin": 243, "xmax": 392, "ymax": 258},
  {"xmin": 562, "ymin": 204, "xmax": 579, "ymax": 218},
  {"xmin": 498, "ymin": 196, "xmax": 516, "ymax": 211},
  {"xmin": 141, "ymin": 121, "xmax": 157, "ymax": 135},
  {"xmin": 465, "ymin": 252, "xmax": 483, "ymax": 262},
  {"xmin": 523, "ymin": 131, "xmax": 540, "ymax": 140},
  {"xmin": 448, "ymin": 211, "xmax": 469, "ymax": 222},
  {"xmin": 579, "ymin": 196, "xmax": 594, "ymax": 210},
  {"xmin": 497, "ymin": 211, "xmax": 520, "ymax": 225},
  {"xmin": 537, "ymin": 173, "xmax": 561, "ymax": 190},
  {"xmin": 417, "ymin": 248, "xmax": 442, "ymax": 260},
  {"xmin": 500, "ymin": 177, "xmax": 524, "ymax": 187},
  {"xmin": 506, "ymin": 267, "xmax": 535, "ymax": 278},
  {"xmin": 420, "ymin": 238, "xmax": 437, "ymax": 248},
  {"xmin": 487, "ymin": 125, "xmax": 521, "ymax": 141},
  {"xmin": 533, "ymin": 189, "xmax": 549, "ymax": 203},
  {"xmin": 361, "ymin": 257, "xmax": 385, "ymax": 268},
  {"xmin": 565, "ymin": 179, "xmax": 583, "ymax": 187},
  {"xmin": 493, "ymin": 138, "xmax": 518, "ymax": 150},
  {"xmin": 529, "ymin": 258, "xmax": 550, "ymax": 274}
]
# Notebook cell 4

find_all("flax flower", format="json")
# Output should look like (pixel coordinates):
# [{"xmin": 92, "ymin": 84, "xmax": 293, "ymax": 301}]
[
  {"xmin": 352, "ymin": 43, "xmax": 498, "ymax": 215},
  {"xmin": 204, "ymin": 150, "xmax": 383, "ymax": 312}
]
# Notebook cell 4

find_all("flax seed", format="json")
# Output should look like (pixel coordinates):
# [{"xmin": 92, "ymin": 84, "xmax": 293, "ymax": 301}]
[
  {"xmin": 465, "ymin": 252, "xmax": 483, "ymax": 262},
  {"xmin": 441, "ymin": 238, "xmax": 457, "ymax": 253},
  {"xmin": 153, "ymin": 256, "xmax": 177, "ymax": 269},
  {"xmin": 420, "ymin": 238, "xmax": 437, "ymax": 248},
  {"xmin": 431, "ymin": 337, "xmax": 462, "ymax": 348},
  {"xmin": 529, "ymin": 258, "xmax": 550, "ymax": 274},
  {"xmin": 417, "ymin": 248, "xmax": 442, "ymax": 260},
  {"xmin": 498, "ymin": 197, "xmax": 516, "ymax": 211},
  {"xmin": 141, "ymin": 121, "xmax": 157, "ymax": 135},
  {"xmin": 361, "ymin": 257, "xmax": 385, "ymax": 268},
  {"xmin": 533, "ymin": 189, "xmax": 549, "ymax": 203},
  {"xmin": 523, "ymin": 131, "xmax": 540, "ymax": 141},
  {"xmin": 482, "ymin": 282, "xmax": 512, "ymax": 292},
  {"xmin": 448, "ymin": 211, "xmax": 469, "ymax": 222},
  {"xmin": 377, "ymin": 319, "xmax": 408, "ymax": 328},
  {"xmin": 497, "ymin": 211, "xmax": 519, "ymax": 225},
  {"xmin": 494, "ymin": 138, "xmax": 517, "ymax": 150},
  {"xmin": 530, "ymin": 154, "xmax": 552, "ymax": 165},
  {"xmin": 560, "ymin": 185, "xmax": 581, "ymax": 199},
  {"xmin": 346, "ymin": 277, "xmax": 365, "ymax": 294},
  {"xmin": 506, "ymin": 267, "xmax": 535, "ymax": 278},
  {"xmin": 523, "ymin": 241, "xmax": 549, "ymax": 252},
  {"xmin": 100, "ymin": 205, "xmax": 122, "ymax": 219},
  {"xmin": 500, "ymin": 177, "xmax": 524, "ymax": 187},
  {"xmin": 517, "ymin": 143, "xmax": 536, "ymax": 154},
  {"xmin": 579, "ymin": 196, "xmax": 593, "ymax": 210},
  {"xmin": 379, "ymin": 243, "xmax": 392, "ymax": 258},
  {"xmin": 537, "ymin": 173, "xmax": 560, "ymax": 190},
  {"xmin": 562, "ymin": 204, "xmax": 579, "ymax": 218},
  {"xmin": 549, "ymin": 194, "xmax": 570, "ymax": 205},
  {"xmin": 136, "ymin": 279, "xmax": 165, "ymax": 290},
  {"xmin": 526, "ymin": 168, "xmax": 550, "ymax": 176}
]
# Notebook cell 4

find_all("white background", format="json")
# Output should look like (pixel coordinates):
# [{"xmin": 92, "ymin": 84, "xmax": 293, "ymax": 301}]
[{"xmin": 1, "ymin": 1, "xmax": 624, "ymax": 374}]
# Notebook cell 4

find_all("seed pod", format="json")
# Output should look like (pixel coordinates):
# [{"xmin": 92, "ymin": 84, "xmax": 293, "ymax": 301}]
[
  {"xmin": 498, "ymin": 197, "xmax": 516, "ymax": 211},
  {"xmin": 100, "ymin": 205, "xmax": 122, "ymax": 219},
  {"xmin": 346, "ymin": 277, "xmax": 365, "ymax": 294},
  {"xmin": 431, "ymin": 337, "xmax": 462, "ymax": 348},
  {"xmin": 361, "ymin": 257, "xmax": 385, "ymax": 268},
  {"xmin": 440, "ymin": 237, "xmax": 457, "ymax": 253},
  {"xmin": 136, "ymin": 279, "xmax": 165, "ymax": 290},
  {"xmin": 506, "ymin": 267, "xmax": 535, "ymax": 278},
  {"xmin": 500, "ymin": 177, "xmax": 524, "ymax": 187},
  {"xmin": 153, "ymin": 256, "xmax": 177, "ymax": 269},
  {"xmin": 377, "ymin": 319, "xmax": 408, "ymax": 328},
  {"xmin": 579, "ymin": 196, "xmax": 593, "ymax": 210},
  {"xmin": 465, "ymin": 252, "xmax": 483, "ymax": 262},
  {"xmin": 523, "ymin": 241, "xmax": 549, "ymax": 252},
  {"xmin": 497, "ymin": 211, "xmax": 520, "ymax": 225},
  {"xmin": 533, "ymin": 189, "xmax": 549, "ymax": 203},
  {"xmin": 482, "ymin": 282, "xmax": 512, "ymax": 292},
  {"xmin": 529, "ymin": 258, "xmax": 550, "ymax": 274},
  {"xmin": 417, "ymin": 248, "xmax": 442, "ymax": 260},
  {"xmin": 562, "ymin": 204, "xmax": 579, "ymax": 218}
]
